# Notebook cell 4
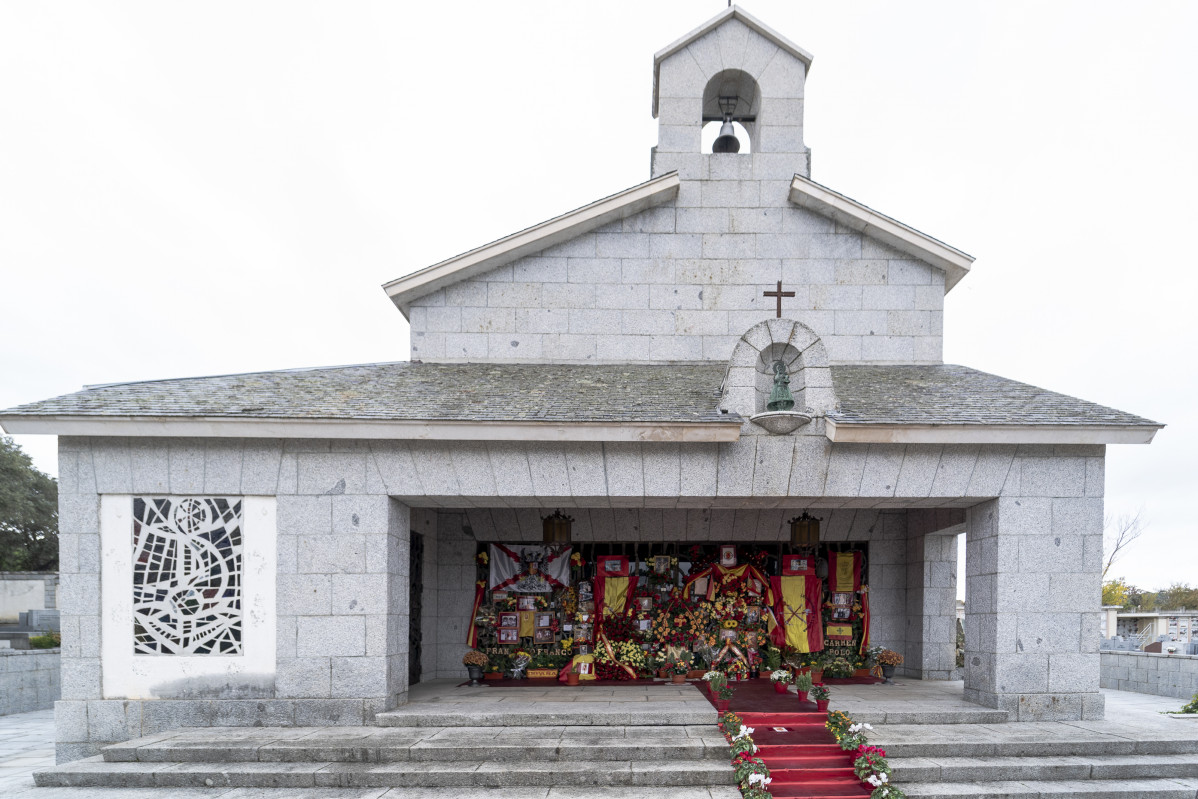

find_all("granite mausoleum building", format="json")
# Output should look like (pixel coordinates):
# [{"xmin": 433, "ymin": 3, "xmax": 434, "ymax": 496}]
[{"xmin": 0, "ymin": 6, "xmax": 1162, "ymax": 762}]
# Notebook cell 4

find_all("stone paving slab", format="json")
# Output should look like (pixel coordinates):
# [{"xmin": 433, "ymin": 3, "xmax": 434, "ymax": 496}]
[
  {"xmin": 11, "ymin": 789, "xmax": 742, "ymax": 799},
  {"xmin": 904, "ymin": 777, "xmax": 1198, "ymax": 798}
]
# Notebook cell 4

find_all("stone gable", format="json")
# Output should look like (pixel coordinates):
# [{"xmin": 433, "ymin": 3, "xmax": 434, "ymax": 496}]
[{"xmin": 408, "ymin": 200, "xmax": 945, "ymax": 364}]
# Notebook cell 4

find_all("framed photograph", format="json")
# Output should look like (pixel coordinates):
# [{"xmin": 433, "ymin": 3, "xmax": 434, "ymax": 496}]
[
  {"xmin": 576, "ymin": 624, "xmax": 592, "ymax": 642},
  {"xmin": 535, "ymin": 613, "xmax": 552, "ymax": 628},
  {"xmin": 600, "ymin": 556, "xmax": 628, "ymax": 576},
  {"xmin": 637, "ymin": 618, "xmax": 652, "ymax": 631},
  {"xmin": 533, "ymin": 628, "xmax": 555, "ymax": 644},
  {"xmin": 653, "ymin": 555, "xmax": 670, "ymax": 574},
  {"xmin": 719, "ymin": 545, "xmax": 737, "ymax": 568},
  {"xmin": 578, "ymin": 581, "xmax": 593, "ymax": 602},
  {"xmin": 517, "ymin": 596, "xmax": 537, "ymax": 611},
  {"xmin": 783, "ymin": 556, "xmax": 809, "ymax": 575},
  {"xmin": 579, "ymin": 601, "xmax": 595, "ymax": 614},
  {"xmin": 498, "ymin": 628, "xmax": 518, "ymax": 643},
  {"xmin": 498, "ymin": 613, "xmax": 518, "ymax": 628},
  {"xmin": 832, "ymin": 607, "xmax": 852, "ymax": 621},
  {"xmin": 744, "ymin": 606, "xmax": 761, "ymax": 624},
  {"xmin": 719, "ymin": 629, "xmax": 737, "ymax": 642},
  {"xmin": 576, "ymin": 659, "xmax": 592, "ymax": 674},
  {"xmin": 636, "ymin": 596, "xmax": 654, "ymax": 612},
  {"xmin": 491, "ymin": 591, "xmax": 509, "ymax": 602},
  {"xmin": 744, "ymin": 631, "xmax": 759, "ymax": 646},
  {"xmin": 562, "ymin": 623, "xmax": 573, "ymax": 633},
  {"xmin": 831, "ymin": 592, "xmax": 853, "ymax": 606}
]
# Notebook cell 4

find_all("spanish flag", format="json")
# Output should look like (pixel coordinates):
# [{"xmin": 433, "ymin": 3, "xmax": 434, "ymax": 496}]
[
  {"xmin": 828, "ymin": 550, "xmax": 862, "ymax": 593},
  {"xmin": 770, "ymin": 574, "xmax": 824, "ymax": 652}
]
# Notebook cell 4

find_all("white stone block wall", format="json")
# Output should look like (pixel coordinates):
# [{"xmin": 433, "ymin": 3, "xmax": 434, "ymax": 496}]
[
  {"xmin": 408, "ymin": 204, "xmax": 945, "ymax": 366},
  {"xmin": 1100, "ymin": 651, "xmax": 1198, "ymax": 700},
  {"xmin": 0, "ymin": 649, "xmax": 60, "ymax": 716},
  {"xmin": 964, "ymin": 445, "xmax": 1107, "ymax": 721}
]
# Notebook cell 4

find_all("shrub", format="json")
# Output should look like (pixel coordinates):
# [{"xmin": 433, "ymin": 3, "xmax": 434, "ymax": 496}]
[{"xmin": 29, "ymin": 633, "xmax": 60, "ymax": 649}]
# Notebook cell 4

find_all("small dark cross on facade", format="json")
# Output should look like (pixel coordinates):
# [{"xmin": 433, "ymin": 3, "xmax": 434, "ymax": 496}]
[{"xmin": 763, "ymin": 280, "xmax": 795, "ymax": 318}]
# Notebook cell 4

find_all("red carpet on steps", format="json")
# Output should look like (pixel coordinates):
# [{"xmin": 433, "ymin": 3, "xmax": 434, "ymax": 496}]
[{"xmin": 713, "ymin": 681, "xmax": 869, "ymax": 799}]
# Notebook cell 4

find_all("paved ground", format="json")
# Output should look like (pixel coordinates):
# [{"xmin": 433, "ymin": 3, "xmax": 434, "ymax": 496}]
[{"xmin": 0, "ymin": 708, "xmax": 54, "ymax": 793}]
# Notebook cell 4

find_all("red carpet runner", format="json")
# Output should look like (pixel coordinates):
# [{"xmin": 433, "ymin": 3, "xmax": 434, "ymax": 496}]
[{"xmin": 711, "ymin": 680, "xmax": 869, "ymax": 798}]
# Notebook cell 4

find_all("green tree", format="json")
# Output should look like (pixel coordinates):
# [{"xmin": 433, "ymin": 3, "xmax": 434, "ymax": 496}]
[
  {"xmin": 0, "ymin": 437, "xmax": 58, "ymax": 571},
  {"xmin": 1102, "ymin": 578, "xmax": 1134, "ymax": 608},
  {"xmin": 1159, "ymin": 583, "xmax": 1198, "ymax": 611}
]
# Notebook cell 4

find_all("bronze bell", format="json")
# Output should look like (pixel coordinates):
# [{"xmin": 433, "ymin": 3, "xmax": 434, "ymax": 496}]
[{"xmin": 712, "ymin": 117, "xmax": 740, "ymax": 153}]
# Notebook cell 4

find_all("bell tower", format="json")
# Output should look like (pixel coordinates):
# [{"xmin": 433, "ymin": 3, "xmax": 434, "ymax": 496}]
[{"xmin": 651, "ymin": 6, "xmax": 813, "ymax": 181}]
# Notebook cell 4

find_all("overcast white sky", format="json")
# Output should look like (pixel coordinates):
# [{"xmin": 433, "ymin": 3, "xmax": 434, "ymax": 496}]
[{"xmin": 1, "ymin": 1, "xmax": 1194, "ymax": 591}]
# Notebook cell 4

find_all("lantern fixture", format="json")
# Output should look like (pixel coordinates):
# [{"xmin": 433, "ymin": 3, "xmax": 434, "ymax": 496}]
[
  {"xmin": 788, "ymin": 511, "xmax": 821, "ymax": 548},
  {"xmin": 712, "ymin": 95, "xmax": 742, "ymax": 154},
  {"xmin": 542, "ymin": 510, "xmax": 574, "ymax": 544}
]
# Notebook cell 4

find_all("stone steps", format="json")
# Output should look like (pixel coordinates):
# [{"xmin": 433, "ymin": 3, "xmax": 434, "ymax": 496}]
[
  {"xmin": 873, "ymin": 729, "xmax": 1198, "ymax": 759},
  {"xmin": 374, "ymin": 705, "xmax": 715, "ymax": 727},
  {"xmin": 97, "ymin": 725, "xmax": 728, "ymax": 764},
  {"xmin": 903, "ymin": 777, "xmax": 1198, "ymax": 798},
  {"xmin": 892, "ymin": 752, "xmax": 1198, "ymax": 782},
  {"xmin": 34, "ymin": 757, "xmax": 738, "ymax": 789}
]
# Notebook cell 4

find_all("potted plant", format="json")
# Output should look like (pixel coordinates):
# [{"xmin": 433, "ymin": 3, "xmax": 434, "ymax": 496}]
[
  {"xmin": 485, "ymin": 652, "xmax": 509, "ymax": 681},
  {"xmin": 566, "ymin": 661, "xmax": 582, "ymax": 686},
  {"xmin": 462, "ymin": 650, "xmax": 488, "ymax": 685},
  {"xmin": 705, "ymin": 672, "xmax": 733, "ymax": 711},
  {"xmin": 811, "ymin": 683, "xmax": 831, "ymax": 712},
  {"xmin": 669, "ymin": 652, "xmax": 694, "ymax": 684},
  {"xmin": 825, "ymin": 656, "xmax": 855, "ymax": 679},
  {"xmin": 806, "ymin": 651, "xmax": 827, "ymax": 684},
  {"xmin": 875, "ymin": 649, "xmax": 903, "ymax": 683},
  {"xmin": 794, "ymin": 671, "xmax": 813, "ymax": 703},
  {"xmin": 769, "ymin": 669, "xmax": 793, "ymax": 694}
]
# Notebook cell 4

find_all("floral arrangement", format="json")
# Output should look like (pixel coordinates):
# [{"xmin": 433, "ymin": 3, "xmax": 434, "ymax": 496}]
[
  {"xmin": 825, "ymin": 709, "xmax": 906, "ymax": 798},
  {"xmin": 824, "ymin": 656, "xmax": 856, "ymax": 678},
  {"xmin": 569, "ymin": 552, "xmax": 585, "ymax": 568},
  {"xmin": 704, "ymin": 670, "xmax": 734, "ymax": 700},
  {"xmin": 794, "ymin": 671, "xmax": 813, "ymax": 691},
  {"xmin": 476, "ymin": 551, "xmax": 489, "ymax": 565},
  {"xmin": 650, "ymin": 596, "xmax": 709, "ymax": 647},
  {"xmin": 724, "ymin": 659, "xmax": 749, "ymax": 680},
  {"xmin": 717, "ymin": 713, "xmax": 772, "ymax": 797},
  {"xmin": 462, "ymin": 650, "xmax": 488, "ymax": 667},
  {"xmin": 810, "ymin": 683, "xmax": 830, "ymax": 701},
  {"xmin": 769, "ymin": 669, "xmax": 792, "ymax": 685},
  {"xmin": 875, "ymin": 649, "xmax": 903, "ymax": 667},
  {"xmin": 601, "ymin": 612, "xmax": 640, "ymax": 642},
  {"xmin": 596, "ymin": 638, "xmax": 648, "ymax": 673},
  {"xmin": 732, "ymin": 752, "xmax": 771, "ymax": 794}
]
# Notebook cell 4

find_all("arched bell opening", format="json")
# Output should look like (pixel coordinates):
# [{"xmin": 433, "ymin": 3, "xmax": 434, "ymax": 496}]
[{"xmin": 701, "ymin": 69, "xmax": 760, "ymax": 154}]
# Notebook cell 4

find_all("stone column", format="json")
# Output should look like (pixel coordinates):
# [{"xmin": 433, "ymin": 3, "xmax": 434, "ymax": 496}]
[
  {"xmin": 964, "ymin": 447, "xmax": 1105, "ymax": 720},
  {"xmin": 904, "ymin": 509, "xmax": 963, "ymax": 680}
]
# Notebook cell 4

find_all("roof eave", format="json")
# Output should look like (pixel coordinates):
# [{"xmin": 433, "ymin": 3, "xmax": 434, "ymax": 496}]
[
  {"xmin": 652, "ymin": 6, "xmax": 815, "ymax": 117},
  {"xmin": 825, "ymin": 420, "xmax": 1163, "ymax": 445},
  {"xmin": 0, "ymin": 413, "xmax": 741, "ymax": 443},
  {"xmin": 382, "ymin": 172, "xmax": 681, "ymax": 319},
  {"xmin": 789, "ymin": 175, "xmax": 974, "ymax": 292}
]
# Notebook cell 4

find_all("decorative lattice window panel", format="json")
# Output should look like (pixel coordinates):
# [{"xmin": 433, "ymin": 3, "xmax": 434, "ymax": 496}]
[{"xmin": 132, "ymin": 497, "xmax": 243, "ymax": 655}]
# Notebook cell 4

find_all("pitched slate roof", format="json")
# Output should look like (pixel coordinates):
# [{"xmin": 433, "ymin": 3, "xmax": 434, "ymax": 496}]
[
  {"xmin": 828, "ymin": 365, "xmax": 1159, "ymax": 428},
  {"xmin": 0, "ymin": 362, "xmax": 736, "ymax": 425},
  {"xmin": 0, "ymin": 362, "xmax": 1160, "ymax": 434}
]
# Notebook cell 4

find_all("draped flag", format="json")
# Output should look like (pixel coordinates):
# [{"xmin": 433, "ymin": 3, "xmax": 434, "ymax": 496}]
[
  {"xmin": 770, "ymin": 573, "xmax": 824, "ymax": 652},
  {"xmin": 858, "ymin": 586, "xmax": 871, "ymax": 656},
  {"xmin": 685, "ymin": 563, "xmax": 775, "ymax": 607},
  {"xmin": 826, "ymin": 624, "xmax": 855, "ymax": 641},
  {"xmin": 827, "ymin": 550, "xmax": 862, "ymax": 593},
  {"xmin": 489, "ymin": 544, "xmax": 571, "ymax": 593},
  {"xmin": 595, "ymin": 575, "xmax": 638, "ymax": 637},
  {"xmin": 465, "ymin": 580, "xmax": 486, "ymax": 647}
]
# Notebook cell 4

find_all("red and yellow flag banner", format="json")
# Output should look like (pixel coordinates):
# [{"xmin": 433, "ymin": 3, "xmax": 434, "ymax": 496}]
[
  {"xmin": 465, "ymin": 580, "xmax": 486, "ymax": 647},
  {"xmin": 828, "ymin": 551, "xmax": 862, "ymax": 593}
]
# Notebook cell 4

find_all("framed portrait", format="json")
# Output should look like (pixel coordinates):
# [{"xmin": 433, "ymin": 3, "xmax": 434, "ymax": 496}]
[
  {"xmin": 517, "ymin": 596, "xmax": 537, "ymax": 611},
  {"xmin": 719, "ymin": 545, "xmax": 737, "ymax": 568},
  {"xmin": 744, "ymin": 631, "xmax": 759, "ymax": 646},
  {"xmin": 599, "ymin": 555, "xmax": 629, "ymax": 576},
  {"xmin": 578, "ymin": 581, "xmax": 593, "ymax": 601},
  {"xmin": 498, "ymin": 613, "xmax": 518, "ymax": 628},
  {"xmin": 533, "ymin": 629, "xmax": 555, "ymax": 644},
  {"xmin": 535, "ymin": 613, "xmax": 552, "ymax": 628},
  {"xmin": 579, "ymin": 601, "xmax": 595, "ymax": 614},
  {"xmin": 783, "ymin": 556, "xmax": 809, "ymax": 575},
  {"xmin": 691, "ymin": 577, "xmax": 709, "ymax": 596},
  {"xmin": 491, "ymin": 591, "xmax": 509, "ymax": 602},
  {"xmin": 653, "ymin": 555, "xmax": 671, "ymax": 574},
  {"xmin": 562, "ymin": 623, "xmax": 573, "ymax": 633},
  {"xmin": 576, "ymin": 659, "xmax": 592, "ymax": 674},
  {"xmin": 636, "ymin": 596, "xmax": 654, "ymax": 612},
  {"xmin": 831, "ymin": 592, "xmax": 853, "ymax": 606},
  {"xmin": 832, "ymin": 608, "xmax": 851, "ymax": 621},
  {"xmin": 498, "ymin": 628, "xmax": 518, "ymax": 643},
  {"xmin": 744, "ymin": 606, "xmax": 761, "ymax": 624},
  {"xmin": 719, "ymin": 628, "xmax": 737, "ymax": 642},
  {"xmin": 576, "ymin": 624, "xmax": 592, "ymax": 641},
  {"xmin": 637, "ymin": 618, "xmax": 652, "ymax": 631}
]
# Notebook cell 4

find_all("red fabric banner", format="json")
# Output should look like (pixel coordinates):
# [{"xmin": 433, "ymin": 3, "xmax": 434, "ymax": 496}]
[
  {"xmin": 769, "ymin": 573, "xmax": 823, "ymax": 652},
  {"xmin": 858, "ymin": 586, "xmax": 871, "ymax": 656}
]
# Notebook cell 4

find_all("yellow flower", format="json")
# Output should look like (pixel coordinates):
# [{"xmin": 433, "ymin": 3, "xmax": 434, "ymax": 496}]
[{"xmin": 723, "ymin": 619, "xmax": 738, "ymax": 629}]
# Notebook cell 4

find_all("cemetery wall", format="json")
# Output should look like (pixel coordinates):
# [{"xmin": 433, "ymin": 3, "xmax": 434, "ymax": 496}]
[
  {"xmin": 1100, "ymin": 651, "xmax": 1198, "ymax": 700},
  {"xmin": 0, "ymin": 572, "xmax": 57, "ymax": 623},
  {"xmin": 0, "ymin": 648, "xmax": 60, "ymax": 715}
]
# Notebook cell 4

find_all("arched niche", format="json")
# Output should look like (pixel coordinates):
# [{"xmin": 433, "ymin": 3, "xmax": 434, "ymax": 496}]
[
  {"xmin": 720, "ymin": 318, "xmax": 835, "ymax": 420},
  {"xmin": 702, "ymin": 69, "xmax": 761, "ymax": 152}
]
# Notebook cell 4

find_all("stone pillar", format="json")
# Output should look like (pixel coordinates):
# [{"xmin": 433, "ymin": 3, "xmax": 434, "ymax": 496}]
[
  {"xmin": 904, "ymin": 509, "xmax": 963, "ymax": 680},
  {"xmin": 434, "ymin": 511, "xmax": 477, "ymax": 679},
  {"xmin": 964, "ymin": 448, "xmax": 1105, "ymax": 720}
]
